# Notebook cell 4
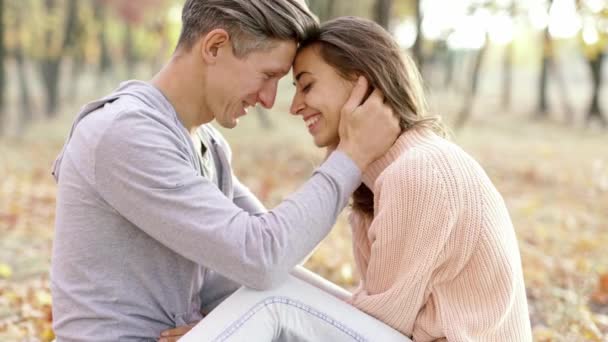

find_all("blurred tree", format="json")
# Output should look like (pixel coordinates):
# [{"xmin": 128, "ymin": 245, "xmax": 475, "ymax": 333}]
[
  {"xmin": 107, "ymin": 0, "xmax": 165, "ymax": 76},
  {"xmin": 454, "ymin": 1, "xmax": 495, "ymax": 128},
  {"xmin": 455, "ymin": 34, "xmax": 488, "ymax": 129},
  {"xmin": 149, "ymin": 19, "xmax": 171, "ymax": 73},
  {"xmin": 586, "ymin": 51, "xmax": 606, "ymax": 125},
  {"xmin": 537, "ymin": 3, "xmax": 552, "ymax": 119},
  {"xmin": 411, "ymin": 0, "xmax": 423, "ymax": 68},
  {"xmin": 501, "ymin": 1, "xmax": 516, "ymax": 110},
  {"xmin": 0, "ymin": 0, "xmax": 5, "ymax": 136},
  {"xmin": 579, "ymin": 2, "xmax": 607, "ymax": 126},
  {"xmin": 536, "ymin": 0, "xmax": 574, "ymax": 121},
  {"xmin": 39, "ymin": 0, "xmax": 80, "ymax": 117},
  {"xmin": 123, "ymin": 22, "xmax": 136, "ymax": 76},
  {"xmin": 13, "ymin": 0, "xmax": 33, "ymax": 136},
  {"xmin": 374, "ymin": 0, "xmax": 393, "ymax": 30},
  {"xmin": 307, "ymin": 0, "xmax": 376, "ymax": 22},
  {"xmin": 93, "ymin": 0, "xmax": 112, "ymax": 76},
  {"xmin": 307, "ymin": 0, "xmax": 338, "ymax": 22},
  {"xmin": 67, "ymin": 1, "xmax": 90, "ymax": 103}
]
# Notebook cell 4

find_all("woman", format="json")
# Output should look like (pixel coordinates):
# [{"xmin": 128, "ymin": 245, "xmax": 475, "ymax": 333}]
[{"xmin": 166, "ymin": 16, "xmax": 532, "ymax": 342}]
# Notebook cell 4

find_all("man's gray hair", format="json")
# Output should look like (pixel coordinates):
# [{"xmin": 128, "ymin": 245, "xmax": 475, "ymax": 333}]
[{"xmin": 177, "ymin": 0, "xmax": 319, "ymax": 57}]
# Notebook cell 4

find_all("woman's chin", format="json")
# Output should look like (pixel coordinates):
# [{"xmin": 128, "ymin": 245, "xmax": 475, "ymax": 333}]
[
  {"xmin": 312, "ymin": 140, "xmax": 325, "ymax": 148},
  {"xmin": 313, "ymin": 134, "xmax": 339, "ymax": 149},
  {"xmin": 312, "ymin": 135, "xmax": 329, "ymax": 148}
]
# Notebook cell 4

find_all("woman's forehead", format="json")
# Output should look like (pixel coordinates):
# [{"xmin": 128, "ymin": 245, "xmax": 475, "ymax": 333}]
[{"xmin": 293, "ymin": 46, "xmax": 322, "ymax": 71}]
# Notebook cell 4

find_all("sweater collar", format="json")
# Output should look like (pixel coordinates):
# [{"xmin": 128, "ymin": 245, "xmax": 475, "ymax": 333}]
[{"xmin": 362, "ymin": 127, "xmax": 436, "ymax": 189}]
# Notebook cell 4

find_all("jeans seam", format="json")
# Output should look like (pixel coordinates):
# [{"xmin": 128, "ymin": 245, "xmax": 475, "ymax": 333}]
[{"xmin": 214, "ymin": 296, "xmax": 368, "ymax": 341}]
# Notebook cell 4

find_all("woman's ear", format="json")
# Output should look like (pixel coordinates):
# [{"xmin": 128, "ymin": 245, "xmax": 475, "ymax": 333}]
[
  {"xmin": 350, "ymin": 74, "xmax": 374, "ymax": 105},
  {"xmin": 200, "ymin": 29, "xmax": 230, "ymax": 64}
]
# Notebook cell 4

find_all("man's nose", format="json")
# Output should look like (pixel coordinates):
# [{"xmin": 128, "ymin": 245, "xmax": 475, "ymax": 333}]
[{"xmin": 258, "ymin": 81, "xmax": 278, "ymax": 109}]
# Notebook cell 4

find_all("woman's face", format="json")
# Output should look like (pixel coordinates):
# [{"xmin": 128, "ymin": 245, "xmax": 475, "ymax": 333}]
[{"xmin": 290, "ymin": 46, "xmax": 355, "ymax": 148}]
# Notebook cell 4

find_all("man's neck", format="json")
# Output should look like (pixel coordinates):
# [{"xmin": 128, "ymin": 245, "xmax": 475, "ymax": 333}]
[{"xmin": 151, "ymin": 53, "xmax": 213, "ymax": 133}]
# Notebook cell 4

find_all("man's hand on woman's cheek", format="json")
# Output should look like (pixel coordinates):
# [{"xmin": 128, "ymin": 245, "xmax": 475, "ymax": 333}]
[{"xmin": 337, "ymin": 76, "xmax": 400, "ymax": 170}]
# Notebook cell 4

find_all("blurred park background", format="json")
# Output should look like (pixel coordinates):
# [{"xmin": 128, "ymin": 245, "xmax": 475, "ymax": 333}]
[{"xmin": 0, "ymin": 0, "xmax": 607, "ymax": 340}]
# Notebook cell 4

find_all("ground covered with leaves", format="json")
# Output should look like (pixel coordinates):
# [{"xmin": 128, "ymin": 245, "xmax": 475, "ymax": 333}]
[{"xmin": 1, "ymin": 111, "xmax": 607, "ymax": 341}]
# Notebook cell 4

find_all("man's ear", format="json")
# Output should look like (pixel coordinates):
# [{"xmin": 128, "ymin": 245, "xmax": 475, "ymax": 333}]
[{"xmin": 200, "ymin": 28, "xmax": 231, "ymax": 64}]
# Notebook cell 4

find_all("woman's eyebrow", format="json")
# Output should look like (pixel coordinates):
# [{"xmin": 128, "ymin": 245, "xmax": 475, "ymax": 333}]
[
  {"xmin": 293, "ymin": 71, "xmax": 311, "ymax": 86},
  {"xmin": 295, "ymin": 71, "xmax": 311, "ymax": 82}
]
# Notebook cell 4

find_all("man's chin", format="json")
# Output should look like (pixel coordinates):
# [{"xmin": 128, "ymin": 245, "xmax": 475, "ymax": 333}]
[{"xmin": 217, "ymin": 117, "xmax": 239, "ymax": 129}]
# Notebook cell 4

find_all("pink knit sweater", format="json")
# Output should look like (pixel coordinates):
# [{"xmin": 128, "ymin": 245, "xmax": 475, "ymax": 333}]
[{"xmin": 349, "ymin": 128, "xmax": 532, "ymax": 341}]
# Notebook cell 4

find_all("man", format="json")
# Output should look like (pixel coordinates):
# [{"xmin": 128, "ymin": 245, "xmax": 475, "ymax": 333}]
[{"xmin": 50, "ymin": 0, "xmax": 400, "ymax": 340}]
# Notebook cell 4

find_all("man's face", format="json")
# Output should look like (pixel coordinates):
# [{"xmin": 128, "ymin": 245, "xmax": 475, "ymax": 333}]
[{"xmin": 207, "ymin": 39, "xmax": 297, "ymax": 128}]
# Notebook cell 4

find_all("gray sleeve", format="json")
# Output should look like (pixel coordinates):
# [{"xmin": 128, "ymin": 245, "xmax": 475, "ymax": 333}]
[
  {"xmin": 94, "ymin": 113, "xmax": 361, "ymax": 290},
  {"xmin": 232, "ymin": 176, "xmax": 266, "ymax": 215}
]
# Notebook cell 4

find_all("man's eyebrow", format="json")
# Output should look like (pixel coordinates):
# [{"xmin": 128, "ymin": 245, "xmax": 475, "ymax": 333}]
[{"xmin": 272, "ymin": 67, "xmax": 290, "ymax": 76}]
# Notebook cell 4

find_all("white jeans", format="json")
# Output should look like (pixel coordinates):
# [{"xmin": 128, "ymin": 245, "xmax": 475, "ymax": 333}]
[{"xmin": 180, "ymin": 268, "xmax": 411, "ymax": 342}]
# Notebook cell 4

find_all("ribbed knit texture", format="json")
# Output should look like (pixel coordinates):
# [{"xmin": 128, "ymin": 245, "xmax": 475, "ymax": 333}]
[{"xmin": 349, "ymin": 128, "xmax": 532, "ymax": 341}]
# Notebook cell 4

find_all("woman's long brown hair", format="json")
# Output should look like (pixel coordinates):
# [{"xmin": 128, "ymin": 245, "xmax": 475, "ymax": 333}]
[{"xmin": 299, "ymin": 16, "xmax": 445, "ymax": 217}]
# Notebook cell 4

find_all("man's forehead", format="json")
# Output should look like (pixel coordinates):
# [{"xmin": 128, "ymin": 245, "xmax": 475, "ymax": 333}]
[{"xmin": 256, "ymin": 41, "xmax": 297, "ymax": 72}]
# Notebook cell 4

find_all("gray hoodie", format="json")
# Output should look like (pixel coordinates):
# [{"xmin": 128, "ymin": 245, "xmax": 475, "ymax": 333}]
[{"xmin": 51, "ymin": 81, "xmax": 361, "ymax": 341}]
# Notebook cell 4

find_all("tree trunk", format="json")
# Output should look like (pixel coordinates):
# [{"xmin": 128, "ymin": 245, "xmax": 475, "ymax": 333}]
[
  {"xmin": 587, "ymin": 51, "xmax": 606, "ymax": 126},
  {"xmin": 374, "ymin": 0, "xmax": 393, "ymax": 30},
  {"xmin": 41, "ymin": 0, "xmax": 78, "ymax": 117},
  {"xmin": 13, "ymin": 1, "xmax": 33, "ymax": 136},
  {"xmin": 0, "ymin": 0, "xmax": 5, "ymax": 136},
  {"xmin": 67, "ymin": 0, "xmax": 85, "ymax": 103},
  {"xmin": 411, "ymin": 0, "xmax": 423, "ymax": 69},
  {"xmin": 536, "ymin": 34, "xmax": 574, "ymax": 122},
  {"xmin": 40, "ymin": 59, "xmax": 61, "ymax": 117},
  {"xmin": 549, "ymin": 56, "xmax": 574, "ymax": 122},
  {"xmin": 455, "ymin": 41, "xmax": 488, "ymax": 129},
  {"xmin": 536, "ymin": 32, "xmax": 551, "ymax": 118},
  {"xmin": 502, "ymin": 41, "xmax": 513, "ymax": 110},
  {"xmin": 442, "ymin": 42, "xmax": 455, "ymax": 89},
  {"xmin": 68, "ymin": 53, "xmax": 84, "ymax": 102},
  {"xmin": 536, "ymin": 0, "xmax": 553, "ymax": 119},
  {"xmin": 94, "ymin": 0, "xmax": 112, "ymax": 75},
  {"xmin": 124, "ymin": 23, "xmax": 136, "ymax": 77},
  {"xmin": 501, "ymin": 2, "xmax": 516, "ymax": 111},
  {"xmin": 93, "ymin": 0, "xmax": 112, "ymax": 91},
  {"xmin": 15, "ymin": 48, "xmax": 33, "ymax": 136}
]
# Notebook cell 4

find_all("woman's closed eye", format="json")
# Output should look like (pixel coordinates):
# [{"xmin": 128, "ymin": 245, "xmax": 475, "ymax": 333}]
[{"xmin": 302, "ymin": 82, "xmax": 313, "ymax": 93}]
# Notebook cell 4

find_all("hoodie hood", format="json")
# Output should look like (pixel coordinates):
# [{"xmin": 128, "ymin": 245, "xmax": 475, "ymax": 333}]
[{"xmin": 51, "ymin": 80, "xmax": 178, "ymax": 182}]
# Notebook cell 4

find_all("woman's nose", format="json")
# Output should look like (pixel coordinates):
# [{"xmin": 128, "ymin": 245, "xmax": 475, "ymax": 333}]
[{"xmin": 290, "ymin": 92, "xmax": 304, "ymax": 115}]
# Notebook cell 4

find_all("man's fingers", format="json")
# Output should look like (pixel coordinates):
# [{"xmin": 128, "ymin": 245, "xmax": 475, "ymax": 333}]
[
  {"xmin": 361, "ymin": 87, "xmax": 385, "ymax": 108},
  {"xmin": 158, "ymin": 337, "xmax": 181, "ymax": 342},
  {"xmin": 342, "ymin": 76, "xmax": 369, "ymax": 115},
  {"xmin": 160, "ymin": 323, "xmax": 196, "ymax": 337}
]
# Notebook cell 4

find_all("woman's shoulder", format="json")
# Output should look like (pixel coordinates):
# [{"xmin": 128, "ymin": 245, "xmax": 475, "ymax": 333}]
[
  {"xmin": 380, "ymin": 130, "xmax": 492, "ymax": 195},
  {"xmin": 385, "ymin": 130, "xmax": 462, "ymax": 170}
]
